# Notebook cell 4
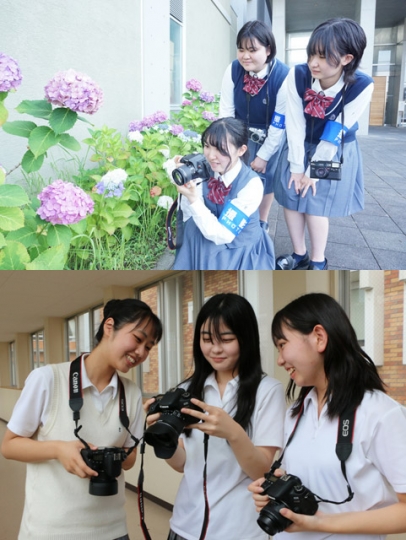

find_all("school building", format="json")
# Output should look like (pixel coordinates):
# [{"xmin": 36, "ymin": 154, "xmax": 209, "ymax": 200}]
[
  {"xmin": 0, "ymin": 270, "xmax": 405, "ymax": 534},
  {"xmin": 1, "ymin": 0, "xmax": 405, "ymax": 174}
]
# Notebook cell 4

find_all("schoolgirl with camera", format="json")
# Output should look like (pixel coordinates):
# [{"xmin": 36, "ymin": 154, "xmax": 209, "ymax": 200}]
[
  {"xmin": 249, "ymin": 293, "xmax": 406, "ymax": 539},
  {"xmin": 274, "ymin": 18, "xmax": 374, "ymax": 270},
  {"xmin": 1, "ymin": 299, "xmax": 162, "ymax": 540}
]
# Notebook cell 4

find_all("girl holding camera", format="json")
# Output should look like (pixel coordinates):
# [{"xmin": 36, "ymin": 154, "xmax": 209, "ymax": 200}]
[
  {"xmin": 145, "ymin": 293, "xmax": 286, "ymax": 540},
  {"xmin": 219, "ymin": 20, "xmax": 289, "ymax": 228},
  {"xmin": 249, "ymin": 293, "xmax": 406, "ymax": 539},
  {"xmin": 274, "ymin": 18, "xmax": 374, "ymax": 270},
  {"xmin": 172, "ymin": 117, "xmax": 275, "ymax": 269},
  {"xmin": 1, "ymin": 299, "xmax": 162, "ymax": 540}
]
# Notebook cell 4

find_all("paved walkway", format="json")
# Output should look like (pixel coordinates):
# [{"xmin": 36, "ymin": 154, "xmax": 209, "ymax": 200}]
[{"xmin": 155, "ymin": 126, "xmax": 406, "ymax": 270}]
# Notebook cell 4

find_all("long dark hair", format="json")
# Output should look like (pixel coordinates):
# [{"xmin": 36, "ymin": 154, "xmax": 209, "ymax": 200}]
[
  {"xmin": 236, "ymin": 20, "xmax": 277, "ymax": 63},
  {"xmin": 272, "ymin": 293, "xmax": 385, "ymax": 419},
  {"xmin": 95, "ymin": 298, "xmax": 162, "ymax": 345},
  {"xmin": 201, "ymin": 117, "xmax": 249, "ymax": 171},
  {"xmin": 307, "ymin": 18, "xmax": 367, "ymax": 84},
  {"xmin": 183, "ymin": 293, "xmax": 264, "ymax": 435}
]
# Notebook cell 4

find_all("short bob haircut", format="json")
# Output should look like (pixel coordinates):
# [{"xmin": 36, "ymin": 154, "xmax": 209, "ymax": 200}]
[
  {"xmin": 307, "ymin": 18, "xmax": 367, "ymax": 84},
  {"xmin": 236, "ymin": 20, "xmax": 277, "ymax": 64},
  {"xmin": 272, "ymin": 293, "xmax": 385, "ymax": 419},
  {"xmin": 201, "ymin": 117, "xmax": 250, "ymax": 173}
]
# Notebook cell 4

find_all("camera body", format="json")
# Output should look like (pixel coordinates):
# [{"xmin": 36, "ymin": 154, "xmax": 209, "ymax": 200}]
[
  {"xmin": 81, "ymin": 446, "xmax": 128, "ymax": 496},
  {"xmin": 249, "ymin": 127, "xmax": 266, "ymax": 145},
  {"xmin": 172, "ymin": 153, "xmax": 211, "ymax": 186},
  {"xmin": 310, "ymin": 160, "xmax": 341, "ymax": 180},
  {"xmin": 144, "ymin": 388, "xmax": 203, "ymax": 458},
  {"xmin": 257, "ymin": 472, "xmax": 318, "ymax": 535}
]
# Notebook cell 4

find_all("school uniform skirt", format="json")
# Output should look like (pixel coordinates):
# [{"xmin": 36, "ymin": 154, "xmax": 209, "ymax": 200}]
[
  {"xmin": 273, "ymin": 138, "xmax": 364, "ymax": 217},
  {"xmin": 248, "ymin": 132, "xmax": 287, "ymax": 195}
]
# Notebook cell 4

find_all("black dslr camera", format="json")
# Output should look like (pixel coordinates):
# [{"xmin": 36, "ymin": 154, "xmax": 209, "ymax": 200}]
[
  {"xmin": 144, "ymin": 388, "xmax": 203, "ymax": 459},
  {"xmin": 171, "ymin": 153, "xmax": 211, "ymax": 186},
  {"xmin": 257, "ymin": 472, "xmax": 318, "ymax": 535},
  {"xmin": 310, "ymin": 160, "xmax": 341, "ymax": 180},
  {"xmin": 81, "ymin": 446, "xmax": 128, "ymax": 496}
]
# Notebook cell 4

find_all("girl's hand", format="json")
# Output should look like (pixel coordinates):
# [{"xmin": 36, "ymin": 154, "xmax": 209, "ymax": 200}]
[
  {"xmin": 56, "ymin": 440, "xmax": 98, "ymax": 479},
  {"xmin": 288, "ymin": 173, "xmax": 317, "ymax": 197},
  {"xmin": 278, "ymin": 508, "xmax": 325, "ymax": 533},
  {"xmin": 181, "ymin": 398, "xmax": 237, "ymax": 440},
  {"xmin": 248, "ymin": 468, "xmax": 286, "ymax": 512},
  {"xmin": 251, "ymin": 156, "xmax": 268, "ymax": 174},
  {"xmin": 143, "ymin": 397, "xmax": 160, "ymax": 426},
  {"xmin": 176, "ymin": 180, "xmax": 199, "ymax": 203}
]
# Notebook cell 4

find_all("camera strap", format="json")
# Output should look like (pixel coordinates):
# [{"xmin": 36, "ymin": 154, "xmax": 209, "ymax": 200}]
[
  {"xmin": 68, "ymin": 355, "xmax": 140, "ymax": 453},
  {"xmin": 245, "ymin": 60, "xmax": 274, "ymax": 135},
  {"xmin": 270, "ymin": 398, "xmax": 356, "ymax": 505},
  {"xmin": 166, "ymin": 196, "xmax": 179, "ymax": 250},
  {"xmin": 137, "ymin": 419, "xmax": 153, "ymax": 540}
]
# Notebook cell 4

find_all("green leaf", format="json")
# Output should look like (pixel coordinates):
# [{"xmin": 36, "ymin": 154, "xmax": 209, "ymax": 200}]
[
  {"xmin": 0, "ymin": 241, "xmax": 30, "ymax": 269},
  {"xmin": 110, "ymin": 202, "xmax": 133, "ymax": 219},
  {"xmin": 0, "ymin": 92, "xmax": 8, "ymax": 102},
  {"xmin": 49, "ymin": 107, "xmax": 78, "ymax": 134},
  {"xmin": 47, "ymin": 224, "xmax": 72, "ymax": 249},
  {"xmin": 0, "ymin": 101, "xmax": 9, "ymax": 126},
  {"xmin": 6, "ymin": 227, "xmax": 38, "ymax": 248},
  {"xmin": 16, "ymin": 99, "xmax": 52, "ymax": 119},
  {"xmin": 21, "ymin": 150, "xmax": 45, "ymax": 173},
  {"xmin": 2, "ymin": 120, "xmax": 37, "ymax": 137},
  {"xmin": 0, "ymin": 168, "xmax": 5, "ymax": 185},
  {"xmin": 58, "ymin": 133, "xmax": 81, "ymax": 151},
  {"xmin": 0, "ymin": 232, "xmax": 6, "ymax": 249},
  {"xmin": 77, "ymin": 115, "xmax": 94, "ymax": 125},
  {"xmin": 26, "ymin": 244, "xmax": 68, "ymax": 270},
  {"xmin": 28, "ymin": 126, "xmax": 60, "ymax": 158},
  {"xmin": 70, "ymin": 219, "xmax": 88, "ymax": 235},
  {"xmin": 0, "ymin": 184, "xmax": 30, "ymax": 207},
  {"xmin": 0, "ymin": 206, "xmax": 25, "ymax": 231}
]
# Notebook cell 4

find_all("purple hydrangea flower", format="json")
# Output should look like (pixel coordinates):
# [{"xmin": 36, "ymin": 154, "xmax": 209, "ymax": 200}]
[
  {"xmin": 153, "ymin": 110, "xmax": 168, "ymax": 123},
  {"xmin": 0, "ymin": 52, "xmax": 22, "ymax": 92},
  {"xmin": 169, "ymin": 124, "xmax": 184, "ymax": 135},
  {"xmin": 128, "ymin": 119, "xmax": 145, "ymax": 132},
  {"xmin": 129, "ymin": 111, "xmax": 169, "ymax": 132},
  {"xmin": 37, "ymin": 180, "xmax": 94, "ymax": 225},
  {"xmin": 185, "ymin": 79, "xmax": 202, "ymax": 92},
  {"xmin": 200, "ymin": 91, "xmax": 215, "ymax": 103},
  {"xmin": 202, "ymin": 111, "xmax": 217, "ymax": 122},
  {"xmin": 182, "ymin": 99, "xmax": 192, "ymax": 106},
  {"xmin": 96, "ymin": 180, "xmax": 125, "ymax": 198},
  {"xmin": 44, "ymin": 69, "xmax": 103, "ymax": 114}
]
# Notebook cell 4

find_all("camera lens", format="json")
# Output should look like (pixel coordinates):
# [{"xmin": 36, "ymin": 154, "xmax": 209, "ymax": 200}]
[
  {"xmin": 89, "ymin": 474, "xmax": 119, "ymax": 496},
  {"xmin": 172, "ymin": 168, "xmax": 187, "ymax": 186},
  {"xmin": 144, "ymin": 415, "xmax": 185, "ymax": 458},
  {"xmin": 257, "ymin": 502, "xmax": 293, "ymax": 536},
  {"xmin": 316, "ymin": 167, "xmax": 328, "ymax": 178}
]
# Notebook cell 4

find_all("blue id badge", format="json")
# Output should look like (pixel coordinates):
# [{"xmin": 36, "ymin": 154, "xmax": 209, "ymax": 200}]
[
  {"xmin": 321, "ymin": 121, "xmax": 348, "ymax": 145},
  {"xmin": 271, "ymin": 111, "xmax": 285, "ymax": 129},
  {"xmin": 219, "ymin": 201, "xmax": 250, "ymax": 236}
]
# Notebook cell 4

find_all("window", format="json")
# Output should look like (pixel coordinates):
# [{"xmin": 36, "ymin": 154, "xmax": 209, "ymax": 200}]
[
  {"xmin": 67, "ymin": 306, "xmax": 103, "ymax": 361},
  {"xmin": 31, "ymin": 331, "xmax": 45, "ymax": 369},
  {"xmin": 9, "ymin": 341, "xmax": 17, "ymax": 387},
  {"xmin": 286, "ymin": 32, "xmax": 311, "ymax": 67},
  {"xmin": 170, "ymin": 0, "xmax": 183, "ymax": 108}
]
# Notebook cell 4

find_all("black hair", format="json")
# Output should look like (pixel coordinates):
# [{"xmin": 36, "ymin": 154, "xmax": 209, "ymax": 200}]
[
  {"xmin": 95, "ymin": 298, "xmax": 162, "ymax": 345},
  {"xmin": 201, "ymin": 117, "xmax": 249, "ymax": 172},
  {"xmin": 236, "ymin": 20, "xmax": 276, "ymax": 64},
  {"xmin": 307, "ymin": 18, "xmax": 367, "ymax": 84},
  {"xmin": 272, "ymin": 293, "xmax": 385, "ymax": 419},
  {"xmin": 183, "ymin": 293, "xmax": 264, "ymax": 436}
]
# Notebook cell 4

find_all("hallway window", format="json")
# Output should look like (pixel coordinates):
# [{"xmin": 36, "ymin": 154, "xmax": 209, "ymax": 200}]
[
  {"xmin": 66, "ymin": 306, "xmax": 102, "ymax": 361},
  {"xmin": 31, "ymin": 331, "xmax": 45, "ymax": 369},
  {"xmin": 9, "ymin": 341, "xmax": 17, "ymax": 387},
  {"xmin": 170, "ymin": 0, "xmax": 183, "ymax": 108},
  {"xmin": 286, "ymin": 32, "xmax": 310, "ymax": 66}
]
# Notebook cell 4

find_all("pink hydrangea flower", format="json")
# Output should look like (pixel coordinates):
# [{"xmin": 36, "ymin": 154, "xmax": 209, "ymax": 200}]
[
  {"xmin": 185, "ymin": 79, "xmax": 202, "ymax": 92},
  {"xmin": 169, "ymin": 124, "xmax": 184, "ymax": 135},
  {"xmin": 200, "ymin": 91, "xmax": 215, "ymax": 103},
  {"xmin": 150, "ymin": 186, "xmax": 162, "ymax": 197},
  {"xmin": 44, "ymin": 69, "xmax": 103, "ymax": 114},
  {"xmin": 37, "ymin": 180, "xmax": 94, "ymax": 225},
  {"xmin": 0, "ymin": 52, "xmax": 22, "ymax": 92},
  {"xmin": 182, "ymin": 99, "xmax": 192, "ymax": 106},
  {"xmin": 202, "ymin": 111, "xmax": 217, "ymax": 121}
]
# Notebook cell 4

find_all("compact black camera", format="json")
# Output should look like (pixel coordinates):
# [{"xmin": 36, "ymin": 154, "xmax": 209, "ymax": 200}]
[
  {"xmin": 144, "ymin": 388, "xmax": 203, "ymax": 459},
  {"xmin": 310, "ymin": 160, "xmax": 342, "ymax": 180},
  {"xmin": 257, "ymin": 472, "xmax": 318, "ymax": 535},
  {"xmin": 81, "ymin": 446, "xmax": 128, "ymax": 496},
  {"xmin": 172, "ymin": 153, "xmax": 211, "ymax": 186},
  {"xmin": 249, "ymin": 127, "xmax": 266, "ymax": 145}
]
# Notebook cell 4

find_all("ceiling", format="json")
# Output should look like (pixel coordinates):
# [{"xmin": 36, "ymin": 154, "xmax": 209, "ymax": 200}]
[
  {"xmin": 284, "ymin": 0, "xmax": 406, "ymax": 32},
  {"xmin": 0, "ymin": 271, "xmax": 173, "ymax": 343}
]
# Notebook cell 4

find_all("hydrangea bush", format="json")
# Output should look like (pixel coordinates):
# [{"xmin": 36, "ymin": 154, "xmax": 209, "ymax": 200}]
[
  {"xmin": 37, "ymin": 180, "xmax": 94, "ymax": 225},
  {"xmin": 44, "ymin": 69, "xmax": 103, "ymax": 114}
]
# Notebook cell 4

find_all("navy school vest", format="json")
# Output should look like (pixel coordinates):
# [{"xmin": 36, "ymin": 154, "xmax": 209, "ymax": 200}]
[
  {"xmin": 232, "ymin": 58, "xmax": 289, "ymax": 130},
  {"xmin": 295, "ymin": 63, "xmax": 373, "ymax": 143}
]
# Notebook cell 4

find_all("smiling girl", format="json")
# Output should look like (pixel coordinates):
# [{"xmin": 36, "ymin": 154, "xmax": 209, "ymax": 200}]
[
  {"xmin": 249, "ymin": 293, "xmax": 406, "ymax": 539},
  {"xmin": 274, "ymin": 18, "xmax": 374, "ymax": 270},
  {"xmin": 173, "ymin": 117, "xmax": 275, "ymax": 269},
  {"xmin": 1, "ymin": 298, "xmax": 162, "ymax": 540},
  {"xmin": 145, "ymin": 293, "xmax": 285, "ymax": 540}
]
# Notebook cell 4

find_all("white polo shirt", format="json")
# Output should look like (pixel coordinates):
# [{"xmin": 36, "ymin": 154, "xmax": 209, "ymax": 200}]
[
  {"xmin": 275, "ymin": 388, "xmax": 406, "ymax": 540},
  {"xmin": 7, "ymin": 355, "xmax": 144, "ymax": 445},
  {"xmin": 170, "ymin": 373, "xmax": 286, "ymax": 540}
]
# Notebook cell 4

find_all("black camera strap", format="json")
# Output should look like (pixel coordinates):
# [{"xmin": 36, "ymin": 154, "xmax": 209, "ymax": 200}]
[
  {"xmin": 166, "ymin": 196, "xmax": 179, "ymax": 250},
  {"xmin": 245, "ymin": 60, "xmax": 275, "ymax": 139},
  {"xmin": 137, "ymin": 419, "xmax": 153, "ymax": 540},
  {"xmin": 68, "ymin": 355, "xmax": 140, "ymax": 454},
  {"xmin": 270, "ymin": 397, "xmax": 355, "ymax": 505}
]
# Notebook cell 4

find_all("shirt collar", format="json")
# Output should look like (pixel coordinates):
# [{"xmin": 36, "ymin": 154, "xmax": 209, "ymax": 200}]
[
  {"xmin": 204, "ymin": 371, "xmax": 240, "ymax": 390},
  {"xmin": 313, "ymin": 73, "xmax": 345, "ymax": 97},
  {"xmin": 80, "ymin": 353, "xmax": 119, "ymax": 398},
  {"xmin": 248, "ymin": 64, "xmax": 269, "ymax": 79},
  {"xmin": 214, "ymin": 159, "xmax": 242, "ymax": 188}
]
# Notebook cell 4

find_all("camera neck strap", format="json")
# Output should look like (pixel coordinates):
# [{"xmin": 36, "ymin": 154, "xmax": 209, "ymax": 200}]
[
  {"xmin": 68, "ymin": 355, "xmax": 140, "ymax": 453},
  {"xmin": 271, "ymin": 396, "xmax": 356, "ymax": 505},
  {"xmin": 245, "ymin": 60, "xmax": 275, "ymax": 132}
]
